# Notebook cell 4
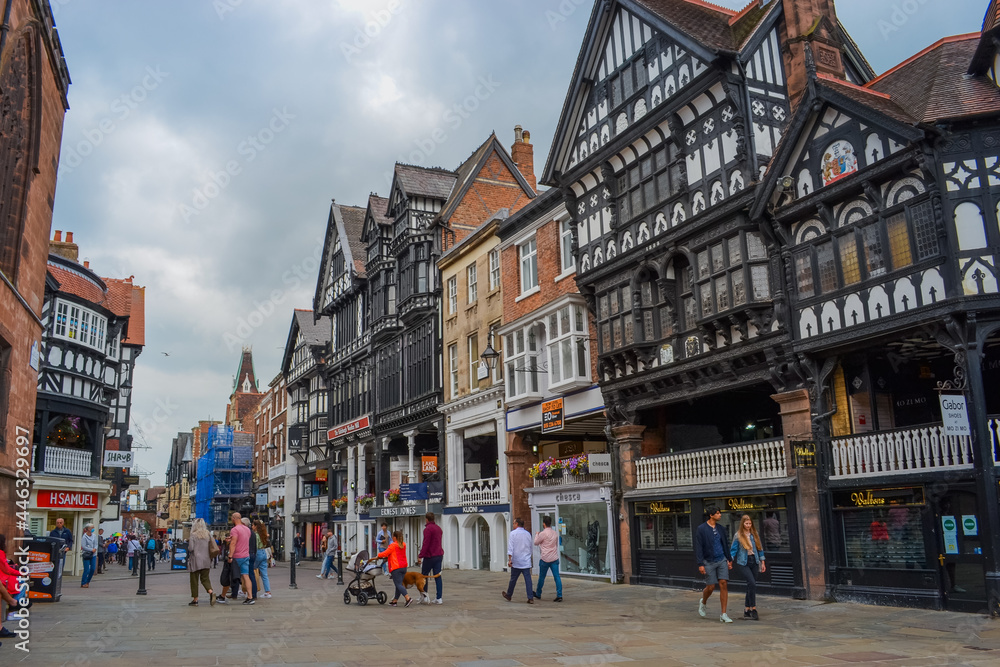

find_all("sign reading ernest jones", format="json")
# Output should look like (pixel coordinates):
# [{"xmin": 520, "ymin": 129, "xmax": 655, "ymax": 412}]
[
  {"xmin": 939, "ymin": 394, "xmax": 971, "ymax": 436},
  {"xmin": 37, "ymin": 491, "xmax": 99, "ymax": 509}
]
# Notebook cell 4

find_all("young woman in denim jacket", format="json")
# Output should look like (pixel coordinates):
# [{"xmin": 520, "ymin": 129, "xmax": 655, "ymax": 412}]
[{"xmin": 730, "ymin": 514, "xmax": 766, "ymax": 619}]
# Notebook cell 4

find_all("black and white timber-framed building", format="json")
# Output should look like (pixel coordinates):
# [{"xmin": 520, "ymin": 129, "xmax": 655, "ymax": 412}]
[{"xmin": 540, "ymin": 0, "xmax": 1000, "ymax": 613}]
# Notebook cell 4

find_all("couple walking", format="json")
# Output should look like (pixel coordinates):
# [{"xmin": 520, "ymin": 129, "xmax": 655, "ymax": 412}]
[
  {"xmin": 501, "ymin": 516, "xmax": 563, "ymax": 604},
  {"xmin": 695, "ymin": 506, "xmax": 767, "ymax": 623}
]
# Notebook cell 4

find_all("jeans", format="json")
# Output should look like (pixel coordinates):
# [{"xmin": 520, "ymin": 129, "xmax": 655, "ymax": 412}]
[
  {"xmin": 255, "ymin": 550, "xmax": 270, "ymax": 592},
  {"xmin": 147, "ymin": 550, "xmax": 156, "ymax": 570},
  {"xmin": 390, "ymin": 567, "xmax": 407, "ymax": 600},
  {"xmin": 536, "ymin": 559, "xmax": 562, "ymax": 598},
  {"xmin": 506, "ymin": 567, "xmax": 533, "ymax": 601},
  {"xmin": 736, "ymin": 558, "xmax": 758, "ymax": 608},
  {"xmin": 81, "ymin": 556, "xmax": 95, "ymax": 586},
  {"xmin": 128, "ymin": 554, "xmax": 135, "ymax": 570},
  {"xmin": 421, "ymin": 555, "xmax": 443, "ymax": 599},
  {"xmin": 321, "ymin": 553, "xmax": 339, "ymax": 578}
]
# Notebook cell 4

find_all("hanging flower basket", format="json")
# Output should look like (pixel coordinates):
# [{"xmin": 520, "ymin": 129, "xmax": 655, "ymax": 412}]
[
  {"xmin": 333, "ymin": 495, "xmax": 348, "ymax": 510},
  {"xmin": 357, "ymin": 493, "xmax": 376, "ymax": 508},
  {"xmin": 528, "ymin": 457, "xmax": 565, "ymax": 480},
  {"xmin": 385, "ymin": 489, "xmax": 401, "ymax": 503},
  {"xmin": 565, "ymin": 454, "xmax": 589, "ymax": 476}
]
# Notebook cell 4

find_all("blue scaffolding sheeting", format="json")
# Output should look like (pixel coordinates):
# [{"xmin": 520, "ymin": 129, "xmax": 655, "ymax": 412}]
[{"xmin": 194, "ymin": 425, "xmax": 252, "ymax": 525}]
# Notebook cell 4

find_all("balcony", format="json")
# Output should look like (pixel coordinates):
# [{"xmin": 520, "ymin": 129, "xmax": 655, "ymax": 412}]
[
  {"xmin": 829, "ymin": 420, "xmax": 1000, "ymax": 479},
  {"xmin": 298, "ymin": 497, "xmax": 327, "ymax": 514},
  {"xmin": 458, "ymin": 477, "xmax": 504, "ymax": 505},
  {"xmin": 635, "ymin": 438, "xmax": 787, "ymax": 489},
  {"xmin": 532, "ymin": 472, "xmax": 612, "ymax": 487},
  {"xmin": 33, "ymin": 446, "xmax": 94, "ymax": 477}
]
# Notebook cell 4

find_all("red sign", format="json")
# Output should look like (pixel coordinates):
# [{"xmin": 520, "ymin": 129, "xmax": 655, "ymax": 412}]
[
  {"xmin": 328, "ymin": 415, "xmax": 371, "ymax": 440},
  {"xmin": 36, "ymin": 491, "xmax": 98, "ymax": 509}
]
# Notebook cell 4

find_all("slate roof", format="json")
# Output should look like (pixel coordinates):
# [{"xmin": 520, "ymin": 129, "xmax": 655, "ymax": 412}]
[
  {"xmin": 817, "ymin": 74, "xmax": 917, "ymax": 125},
  {"xmin": 339, "ymin": 204, "xmax": 367, "ymax": 276},
  {"xmin": 867, "ymin": 34, "xmax": 1000, "ymax": 123},
  {"xmin": 394, "ymin": 163, "xmax": 457, "ymax": 200},
  {"xmin": 368, "ymin": 194, "xmax": 391, "ymax": 226},
  {"xmin": 633, "ymin": 0, "xmax": 776, "ymax": 53},
  {"xmin": 293, "ymin": 309, "xmax": 331, "ymax": 346}
]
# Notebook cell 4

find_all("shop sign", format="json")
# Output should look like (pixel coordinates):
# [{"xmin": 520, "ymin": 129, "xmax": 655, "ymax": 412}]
[
  {"xmin": 541, "ymin": 398, "xmax": 564, "ymax": 433},
  {"xmin": 790, "ymin": 441, "xmax": 816, "ymax": 468},
  {"xmin": 103, "ymin": 450, "xmax": 134, "ymax": 468},
  {"xmin": 939, "ymin": 395, "xmax": 971, "ymax": 436},
  {"xmin": 315, "ymin": 469, "xmax": 328, "ymax": 482},
  {"xmin": 589, "ymin": 453, "xmax": 612, "ymax": 473},
  {"xmin": 421, "ymin": 456, "xmax": 438, "ymax": 473},
  {"xmin": 255, "ymin": 493, "xmax": 268, "ymax": 506},
  {"xmin": 328, "ymin": 415, "xmax": 371, "ymax": 440},
  {"xmin": 555, "ymin": 492, "xmax": 582, "ymax": 503},
  {"xmin": 370, "ymin": 503, "xmax": 443, "ymax": 518},
  {"xmin": 122, "ymin": 475, "xmax": 140, "ymax": 487},
  {"xmin": 942, "ymin": 516, "xmax": 959, "ymax": 554},
  {"xmin": 644, "ymin": 500, "xmax": 690, "ymax": 515},
  {"xmin": 725, "ymin": 497, "xmax": 770, "ymax": 512},
  {"xmin": 962, "ymin": 515, "xmax": 978, "ymax": 536},
  {"xmin": 832, "ymin": 486, "xmax": 924, "ymax": 509},
  {"xmin": 443, "ymin": 504, "xmax": 508, "ymax": 515},
  {"xmin": 101, "ymin": 467, "xmax": 118, "ymax": 481},
  {"xmin": 36, "ymin": 491, "xmax": 98, "ymax": 509}
]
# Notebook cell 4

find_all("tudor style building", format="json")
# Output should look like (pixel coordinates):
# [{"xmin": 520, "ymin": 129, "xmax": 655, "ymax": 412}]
[{"xmin": 542, "ymin": 0, "xmax": 1000, "ymax": 613}]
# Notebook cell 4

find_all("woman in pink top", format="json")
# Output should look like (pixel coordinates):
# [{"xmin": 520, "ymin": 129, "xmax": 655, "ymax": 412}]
[{"xmin": 533, "ymin": 516, "xmax": 563, "ymax": 602}]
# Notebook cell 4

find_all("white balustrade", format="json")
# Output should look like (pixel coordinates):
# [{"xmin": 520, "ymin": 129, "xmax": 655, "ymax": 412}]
[
  {"xmin": 458, "ymin": 477, "xmax": 503, "ymax": 505},
  {"xmin": 300, "ymin": 497, "xmax": 325, "ymax": 513},
  {"xmin": 532, "ymin": 471, "xmax": 613, "ymax": 487},
  {"xmin": 830, "ymin": 424, "xmax": 974, "ymax": 479},
  {"xmin": 36, "ymin": 446, "xmax": 93, "ymax": 476},
  {"xmin": 635, "ymin": 438, "xmax": 787, "ymax": 489}
]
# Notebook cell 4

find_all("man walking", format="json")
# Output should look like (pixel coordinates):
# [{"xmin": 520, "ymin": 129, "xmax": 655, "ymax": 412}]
[
  {"xmin": 502, "ymin": 518, "xmax": 534, "ymax": 604},
  {"xmin": 292, "ymin": 532, "xmax": 302, "ymax": 564},
  {"xmin": 96, "ymin": 529, "xmax": 107, "ymax": 574},
  {"xmin": 417, "ymin": 512, "xmax": 443, "ymax": 604},
  {"xmin": 317, "ymin": 528, "xmax": 340, "ymax": 580},
  {"xmin": 533, "ymin": 516, "xmax": 562, "ymax": 602},
  {"xmin": 694, "ymin": 506, "xmax": 734, "ymax": 623},
  {"xmin": 228, "ymin": 512, "xmax": 255, "ymax": 605}
]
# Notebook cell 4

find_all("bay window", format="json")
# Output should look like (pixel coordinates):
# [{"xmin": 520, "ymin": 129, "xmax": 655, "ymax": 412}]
[
  {"xmin": 505, "ymin": 326, "xmax": 540, "ymax": 402},
  {"xmin": 547, "ymin": 304, "xmax": 590, "ymax": 388}
]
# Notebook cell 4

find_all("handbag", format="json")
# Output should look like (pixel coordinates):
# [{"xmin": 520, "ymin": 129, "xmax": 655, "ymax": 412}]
[
  {"xmin": 209, "ymin": 539, "xmax": 221, "ymax": 560},
  {"xmin": 82, "ymin": 551, "xmax": 94, "ymax": 560}
]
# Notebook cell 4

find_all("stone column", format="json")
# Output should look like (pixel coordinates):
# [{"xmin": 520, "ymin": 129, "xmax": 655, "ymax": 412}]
[
  {"xmin": 346, "ymin": 445, "xmax": 356, "ymax": 517},
  {"xmin": 496, "ymin": 415, "xmax": 509, "ymax": 504},
  {"xmin": 772, "ymin": 388, "xmax": 825, "ymax": 601},
  {"xmin": 612, "ymin": 424, "xmax": 645, "ymax": 583},
  {"xmin": 405, "ymin": 430, "xmax": 417, "ymax": 483},
  {"xmin": 357, "ymin": 443, "xmax": 367, "ymax": 497}
]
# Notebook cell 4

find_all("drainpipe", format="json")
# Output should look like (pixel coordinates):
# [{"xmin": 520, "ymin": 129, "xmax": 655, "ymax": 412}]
[{"xmin": 0, "ymin": 0, "xmax": 13, "ymax": 57}]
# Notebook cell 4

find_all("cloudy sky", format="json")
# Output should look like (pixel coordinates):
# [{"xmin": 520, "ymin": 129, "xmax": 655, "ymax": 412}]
[{"xmin": 47, "ymin": 0, "xmax": 985, "ymax": 483}]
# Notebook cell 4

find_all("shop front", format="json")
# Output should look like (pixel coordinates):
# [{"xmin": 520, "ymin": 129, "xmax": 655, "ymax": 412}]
[
  {"xmin": 827, "ymin": 482, "xmax": 989, "ymax": 612},
  {"xmin": 442, "ymin": 504, "xmax": 509, "ymax": 571},
  {"xmin": 630, "ymin": 490, "xmax": 804, "ymax": 597},
  {"xmin": 370, "ymin": 503, "xmax": 443, "ymax": 564},
  {"xmin": 30, "ymin": 484, "xmax": 109, "ymax": 577},
  {"xmin": 527, "ymin": 485, "xmax": 615, "ymax": 581}
]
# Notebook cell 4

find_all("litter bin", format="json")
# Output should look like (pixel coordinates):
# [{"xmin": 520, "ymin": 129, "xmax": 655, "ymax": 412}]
[
  {"xmin": 171, "ymin": 541, "xmax": 188, "ymax": 570},
  {"xmin": 25, "ymin": 536, "xmax": 66, "ymax": 602}
]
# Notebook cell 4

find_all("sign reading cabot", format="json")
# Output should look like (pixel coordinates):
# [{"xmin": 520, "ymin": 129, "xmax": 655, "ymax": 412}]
[
  {"xmin": 36, "ymin": 491, "xmax": 99, "ymax": 509},
  {"xmin": 103, "ymin": 450, "xmax": 134, "ymax": 468},
  {"xmin": 328, "ymin": 415, "xmax": 371, "ymax": 440}
]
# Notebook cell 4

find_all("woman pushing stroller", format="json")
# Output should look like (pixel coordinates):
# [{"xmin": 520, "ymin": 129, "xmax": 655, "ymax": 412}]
[{"xmin": 370, "ymin": 530, "xmax": 412, "ymax": 608}]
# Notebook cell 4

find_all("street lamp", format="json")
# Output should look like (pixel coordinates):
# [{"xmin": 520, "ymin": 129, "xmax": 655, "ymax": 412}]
[
  {"xmin": 480, "ymin": 334, "xmax": 500, "ymax": 374},
  {"xmin": 120, "ymin": 378, "xmax": 132, "ymax": 399}
]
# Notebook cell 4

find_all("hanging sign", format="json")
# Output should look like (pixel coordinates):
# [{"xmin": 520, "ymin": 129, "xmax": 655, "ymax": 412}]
[
  {"xmin": 939, "ymin": 395, "xmax": 971, "ymax": 436},
  {"xmin": 541, "ymin": 397, "xmax": 564, "ymax": 433},
  {"xmin": 103, "ymin": 450, "xmax": 134, "ymax": 468},
  {"xmin": 315, "ymin": 469, "xmax": 328, "ymax": 481},
  {"xmin": 421, "ymin": 456, "xmax": 438, "ymax": 473},
  {"xmin": 588, "ymin": 453, "xmax": 612, "ymax": 473},
  {"xmin": 942, "ymin": 516, "xmax": 959, "ymax": 554}
]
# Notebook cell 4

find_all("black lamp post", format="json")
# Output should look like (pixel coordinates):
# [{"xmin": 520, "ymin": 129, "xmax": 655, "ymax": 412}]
[
  {"xmin": 120, "ymin": 378, "xmax": 132, "ymax": 398},
  {"xmin": 480, "ymin": 334, "xmax": 500, "ymax": 376}
]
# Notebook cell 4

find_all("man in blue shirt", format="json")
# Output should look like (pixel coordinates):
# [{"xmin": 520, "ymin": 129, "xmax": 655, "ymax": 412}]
[
  {"xmin": 502, "ymin": 518, "xmax": 534, "ymax": 604},
  {"xmin": 693, "ymin": 506, "xmax": 734, "ymax": 623}
]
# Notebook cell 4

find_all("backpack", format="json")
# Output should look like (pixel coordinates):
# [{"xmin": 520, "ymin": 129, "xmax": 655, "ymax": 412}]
[{"xmin": 147, "ymin": 538, "xmax": 156, "ymax": 550}]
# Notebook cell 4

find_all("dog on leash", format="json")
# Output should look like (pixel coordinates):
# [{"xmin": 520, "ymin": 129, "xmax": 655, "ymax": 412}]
[{"xmin": 401, "ymin": 571, "xmax": 441, "ymax": 604}]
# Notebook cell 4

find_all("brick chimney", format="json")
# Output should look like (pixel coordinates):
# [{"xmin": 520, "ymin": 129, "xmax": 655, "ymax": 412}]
[
  {"xmin": 781, "ymin": 0, "xmax": 846, "ymax": 102},
  {"xmin": 511, "ymin": 125, "xmax": 537, "ymax": 193},
  {"xmin": 49, "ymin": 229, "xmax": 80, "ymax": 262}
]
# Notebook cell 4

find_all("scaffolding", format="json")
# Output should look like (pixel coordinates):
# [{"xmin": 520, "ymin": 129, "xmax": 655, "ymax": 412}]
[{"xmin": 194, "ymin": 425, "xmax": 252, "ymax": 526}]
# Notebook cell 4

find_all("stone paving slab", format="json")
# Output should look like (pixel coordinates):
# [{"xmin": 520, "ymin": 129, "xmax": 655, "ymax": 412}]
[{"xmin": 4, "ymin": 558, "xmax": 1000, "ymax": 666}]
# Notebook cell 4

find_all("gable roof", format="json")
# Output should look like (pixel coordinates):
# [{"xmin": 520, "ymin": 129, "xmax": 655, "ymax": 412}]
[
  {"xmin": 361, "ymin": 193, "xmax": 392, "ymax": 245},
  {"xmin": 280, "ymin": 309, "xmax": 330, "ymax": 375},
  {"xmin": 867, "ymin": 34, "xmax": 1000, "ymax": 124},
  {"xmin": 233, "ymin": 348, "xmax": 259, "ymax": 395},
  {"xmin": 340, "ymin": 204, "xmax": 367, "ymax": 276},
  {"xmin": 393, "ymin": 163, "xmax": 457, "ymax": 200},
  {"xmin": 438, "ymin": 133, "xmax": 536, "ymax": 223}
]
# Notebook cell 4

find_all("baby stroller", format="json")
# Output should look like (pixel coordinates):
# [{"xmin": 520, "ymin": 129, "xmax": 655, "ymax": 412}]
[{"xmin": 343, "ymin": 550, "xmax": 387, "ymax": 605}]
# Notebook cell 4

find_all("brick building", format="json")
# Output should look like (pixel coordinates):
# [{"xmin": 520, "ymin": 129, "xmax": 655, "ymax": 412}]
[{"xmin": 0, "ymin": 0, "xmax": 70, "ymax": 543}]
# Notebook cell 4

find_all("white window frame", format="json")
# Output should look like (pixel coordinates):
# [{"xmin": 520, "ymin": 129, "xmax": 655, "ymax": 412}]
[
  {"xmin": 504, "ymin": 325, "xmax": 542, "ymax": 404},
  {"xmin": 560, "ymin": 218, "xmax": 575, "ymax": 273},
  {"xmin": 448, "ymin": 344, "xmax": 459, "ymax": 398},
  {"xmin": 519, "ymin": 238, "xmax": 538, "ymax": 294},
  {"xmin": 489, "ymin": 248, "xmax": 500, "ymax": 291},
  {"xmin": 447, "ymin": 276, "xmax": 458, "ymax": 315},
  {"xmin": 467, "ymin": 263, "xmax": 478, "ymax": 304},
  {"xmin": 546, "ymin": 304, "xmax": 590, "ymax": 391},
  {"xmin": 53, "ymin": 299, "xmax": 108, "ymax": 353}
]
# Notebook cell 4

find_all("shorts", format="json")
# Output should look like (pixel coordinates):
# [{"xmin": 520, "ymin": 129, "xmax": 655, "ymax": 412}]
[
  {"xmin": 234, "ymin": 557, "xmax": 250, "ymax": 576},
  {"xmin": 703, "ymin": 559, "xmax": 729, "ymax": 584}
]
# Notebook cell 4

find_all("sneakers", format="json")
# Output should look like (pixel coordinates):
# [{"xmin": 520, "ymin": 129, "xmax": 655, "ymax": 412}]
[
  {"xmin": 188, "ymin": 600, "xmax": 198, "ymax": 606},
  {"xmin": 751, "ymin": 609, "xmax": 759, "ymax": 620},
  {"xmin": 501, "ymin": 591, "xmax": 511, "ymax": 602},
  {"xmin": 389, "ymin": 600, "xmax": 397, "ymax": 607},
  {"xmin": 238, "ymin": 591, "xmax": 246, "ymax": 598},
  {"xmin": 215, "ymin": 596, "xmax": 227, "ymax": 604},
  {"xmin": 698, "ymin": 600, "xmax": 707, "ymax": 618},
  {"xmin": 744, "ymin": 610, "xmax": 752, "ymax": 619},
  {"xmin": 534, "ymin": 590, "xmax": 542, "ymax": 599},
  {"xmin": 404, "ymin": 598, "xmax": 413, "ymax": 608},
  {"xmin": 720, "ymin": 613, "xmax": 733, "ymax": 623},
  {"xmin": 553, "ymin": 597, "xmax": 563, "ymax": 602},
  {"xmin": 433, "ymin": 598, "xmax": 443, "ymax": 604},
  {"xmin": 526, "ymin": 598, "xmax": 533, "ymax": 604},
  {"xmin": 242, "ymin": 598, "xmax": 256, "ymax": 605},
  {"xmin": 316, "ymin": 574, "xmax": 324, "ymax": 579},
  {"xmin": 262, "ymin": 592, "xmax": 272, "ymax": 599}
]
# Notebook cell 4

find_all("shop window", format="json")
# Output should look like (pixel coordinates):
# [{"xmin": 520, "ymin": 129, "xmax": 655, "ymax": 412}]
[
  {"xmin": 840, "ymin": 507, "xmax": 928, "ymax": 568},
  {"xmin": 558, "ymin": 502, "xmax": 610, "ymax": 576},
  {"xmin": 708, "ymin": 496, "xmax": 792, "ymax": 553}
]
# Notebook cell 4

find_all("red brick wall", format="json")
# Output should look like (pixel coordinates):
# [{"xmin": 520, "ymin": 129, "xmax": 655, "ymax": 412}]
[
  {"xmin": 0, "ymin": 0, "xmax": 70, "ymax": 543},
  {"xmin": 445, "ymin": 151, "xmax": 534, "ymax": 250}
]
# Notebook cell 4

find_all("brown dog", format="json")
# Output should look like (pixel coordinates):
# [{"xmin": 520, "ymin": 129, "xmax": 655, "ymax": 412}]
[{"xmin": 401, "ymin": 571, "xmax": 441, "ymax": 604}]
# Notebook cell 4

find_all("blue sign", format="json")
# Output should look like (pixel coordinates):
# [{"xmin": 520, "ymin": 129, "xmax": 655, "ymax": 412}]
[
  {"xmin": 400, "ymin": 483, "xmax": 428, "ymax": 501},
  {"xmin": 172, "ymin": 547, "xmax": 188, "ymax": 570}
]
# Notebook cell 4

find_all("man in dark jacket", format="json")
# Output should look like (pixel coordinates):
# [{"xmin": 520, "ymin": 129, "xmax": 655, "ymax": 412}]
[
  {"xmin": 49, "ymin": 517, "xmax": 73, "ymax": 554},
  {"xmin": 416, "ymin": 512, "xmax": 444, "ymax": 604},
  {"xmin": 693, "ymin": 506, "xmax": 733, "ymax": 623}
]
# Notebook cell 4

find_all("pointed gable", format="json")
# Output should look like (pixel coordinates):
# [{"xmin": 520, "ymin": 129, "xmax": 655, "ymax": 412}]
[
  {"xmin": 361, "ymin": 193, "xmax": 391, "ymax": 245},
  {"xmin": 232, "ymin": 347, "xmax": 259, "ymax": 396},
  {"xmin": 315, "ymin": 201, "xmax": 367, "ymax": 314}
]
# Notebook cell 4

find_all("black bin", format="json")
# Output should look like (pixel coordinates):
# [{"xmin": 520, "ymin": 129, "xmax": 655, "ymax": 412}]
[{"xmin": 26, "ymin": 536, "xmax": 66, "ymax": 602}]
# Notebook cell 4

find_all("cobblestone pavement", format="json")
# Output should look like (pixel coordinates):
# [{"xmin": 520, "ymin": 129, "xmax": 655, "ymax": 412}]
[{"xmin": 5, "ymin": 559, "xmax": 1000, "ymax": 666}]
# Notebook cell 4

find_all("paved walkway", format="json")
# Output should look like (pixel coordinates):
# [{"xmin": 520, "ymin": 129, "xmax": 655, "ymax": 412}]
[{"xmin": 5, "ymin": 559, "xmax": 1000, "ymax": 666}]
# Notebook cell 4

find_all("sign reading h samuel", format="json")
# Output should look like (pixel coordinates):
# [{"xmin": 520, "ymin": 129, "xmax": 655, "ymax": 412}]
[{"xmin": 103, "ymin": 450, "xmax": 134, "ymax": 468}]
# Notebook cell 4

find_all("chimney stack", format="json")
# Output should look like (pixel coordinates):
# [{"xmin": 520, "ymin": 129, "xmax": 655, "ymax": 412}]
[
  {"xmin": 49, "ymin": 229, "xmax": 80, "ymax": 262},
  {"xmin": 781, "ymin": 0, "xmax": 846, "ymax": 102},
  {"xmin": 511, "ymin": 125, "xmax": 537, "ymax": 192}
]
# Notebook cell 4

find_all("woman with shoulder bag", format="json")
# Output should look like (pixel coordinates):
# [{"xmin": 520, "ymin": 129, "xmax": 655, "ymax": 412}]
[
  {"xmin": 730, "ymin": 514, "xmax": 766, "ymax": 620},
  {"xmin": 186, "ymin": 519, "xmax": 216, "ymax": 607}
]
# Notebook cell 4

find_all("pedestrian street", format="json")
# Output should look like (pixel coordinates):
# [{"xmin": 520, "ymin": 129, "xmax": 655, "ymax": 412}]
[{"xmin": 9, "ymin": 560, "xmax": 1000, "ymax": 666}]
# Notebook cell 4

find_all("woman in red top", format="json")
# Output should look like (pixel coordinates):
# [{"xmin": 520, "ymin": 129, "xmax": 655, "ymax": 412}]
[
  {"xmin": 1, "ymin": 533, "xmax": 25, "ymax": 638},
  {"xmin": 374, "ymin": 531, "xmax": 412, "ymax": 607}
]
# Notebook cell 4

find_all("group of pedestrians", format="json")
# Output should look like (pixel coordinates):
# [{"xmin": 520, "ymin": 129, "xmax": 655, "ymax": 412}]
[
  {"xmin": 367, "ymin": 512, "xmax": 444, "ymax": 608},
  {"xmin": 501, "ymin": 516, "xmax": 563, "ymax": 604},
  {"xmin": 186, "ymin": 512, "xmax": 273, "ymax": 607}
]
